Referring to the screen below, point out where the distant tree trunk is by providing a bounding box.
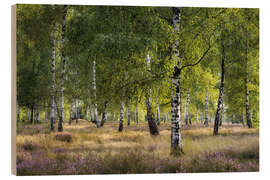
[136,104,138,124]
[118,100,124,132]
[184,96,188,126]
[92,60,100,128]
[58,5,68,132]
[100,102,108,127]
[75,99,78,124]
[213,39,225,135]
[196,110,198,123]
[44,106,48,122]
[69,101,74,125]
[26,108,30,123]
[30,104,34,124]
[86,105,89,121]
[204,90,209,127]
[145,53,159,135]
[34,103,39,124]
[17,104,20,122]
[127,102,130,126]
[188,93,191,125]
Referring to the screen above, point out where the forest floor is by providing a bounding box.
[16,120,259,175]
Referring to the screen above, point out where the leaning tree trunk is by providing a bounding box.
[100,102,108,127]
[50,29,56,131]
[118,100,124,132]
[58,5,68,132]
[34,103,39,124]
[204,89,209,127]
[170,7,183,154]
[145,53,159,135]
[213,39,225,135]
[92,60,100,128]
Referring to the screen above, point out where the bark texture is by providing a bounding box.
[127,102,130,126]
[58,5,68,132]
[145,53,159,135]
[170,7,183,154]
[213,39,225,135]
[92,60,100,128]
[50,29,56,131]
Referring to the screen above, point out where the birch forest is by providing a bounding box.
[16,5,259,175]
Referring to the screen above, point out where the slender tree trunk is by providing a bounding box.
[75,99,78,124]
[118,100,124,132]
[241,111,244,125]
[58,5,68,132]
[136,104,138,124]
[100,102,108,127]
[145,53,159,135]
[92,60,100,127]
[17,103,20,122]
[30,104,34,124]
[157,103,160,126]
[188,92,191,125]
[127,102,130,126]
[170,7,183,154]
[34,103,39,124]
[184,96,188,126]
[196,110,198,123]
[213,39,225,135]
[26,108,30,123]
[69,101,74,125]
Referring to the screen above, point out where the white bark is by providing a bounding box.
[92,60,99,127]
[50,29,56,131]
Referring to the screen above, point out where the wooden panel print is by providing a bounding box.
[11,4,259,175]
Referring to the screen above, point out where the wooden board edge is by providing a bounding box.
[11,4,17,176]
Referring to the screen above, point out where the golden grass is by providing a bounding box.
[16,120,259,175]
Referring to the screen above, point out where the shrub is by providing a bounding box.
[22,141,37,151]
[54,133,72,142]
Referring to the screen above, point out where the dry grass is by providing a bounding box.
[16,120,259,175]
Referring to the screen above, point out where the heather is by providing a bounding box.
[16,121,259,175]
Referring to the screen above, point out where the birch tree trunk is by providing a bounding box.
[204,90,209,127]
[69,101,74,125]
[170,7,183,154]
[219,98,224,126]
[58,5,68,132]
[75,99,78,124]
[145,53,159,135]
[118,100,124,132]
[157,103,160,125]
[100,102,108,127]
[50,29,56,131]
[34,103,39,124]
[92,60,100,128]
[213,39,225,135]
[127,102,130,126]
[188,92,191,125]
